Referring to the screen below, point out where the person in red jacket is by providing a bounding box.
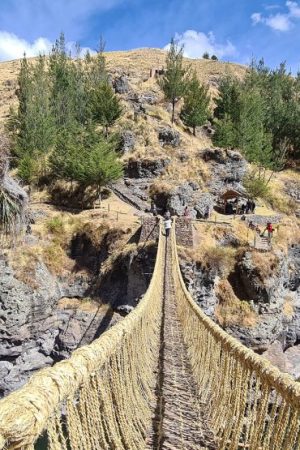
[265,222,273,242]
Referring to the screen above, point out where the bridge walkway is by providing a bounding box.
[146,238,216,450]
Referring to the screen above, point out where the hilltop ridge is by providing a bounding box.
[0,48,247,126]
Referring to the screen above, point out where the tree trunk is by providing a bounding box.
[193,126,196,136]
[171,99,175,123]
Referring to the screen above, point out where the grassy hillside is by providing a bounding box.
[0,48,247,127]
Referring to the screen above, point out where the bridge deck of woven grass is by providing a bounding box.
[0,219,299,450]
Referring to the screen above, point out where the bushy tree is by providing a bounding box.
[238,88,271,164]
[90,81,122,135]
[7,32,124,189]
[213,76,241,147]
[211,55,218,61]
[213,114,237,148]
[49,33,78,131]
[160,38,189,123]
[50,128,123,193]
[180,72,210,135]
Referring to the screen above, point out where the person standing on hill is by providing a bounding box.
[164,210,171,219]
[164,216,172,237]
[204,205,210,220]
[150,201,157,216]
[264,222,273,243]
[183,206,190,222]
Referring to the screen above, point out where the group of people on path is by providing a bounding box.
[225,198,256,215]
[150,201,212,237]
[250,221,274,242]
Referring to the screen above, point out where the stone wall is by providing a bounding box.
[139,217,193,247]
[139,217,160,242]
[175,218,194,247]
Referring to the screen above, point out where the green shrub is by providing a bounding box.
[243,173,270,199]
[46,216,65,234]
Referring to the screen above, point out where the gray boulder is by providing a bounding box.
[285,346,300,380]
[167,183,194,216]
[159,127,180,147]
[140,92,157,105]
[0,361,13,379]
[262,340,287,372]
[125,158,170,179]
[128,92,157,105]
[179,260,218,317]
[202,148,247,195]
[16,348,53,372]
[119,130,135,154]
[114,75,129,94]
[285,180,300,202]
[193,192,214,218]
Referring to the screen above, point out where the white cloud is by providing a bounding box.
[0,31,95,61]
[265,13,291,30]
[165,30,237,59]
[0,32,52,60]
[251,1,300,31]
[251,13,263,25]
[287,1,300,17]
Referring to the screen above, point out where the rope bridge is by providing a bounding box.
[0,220,299,449]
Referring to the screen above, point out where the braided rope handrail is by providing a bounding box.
[170,220,300,449]
[0,222,165,450]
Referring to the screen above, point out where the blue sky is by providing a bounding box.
[0,0,299,71]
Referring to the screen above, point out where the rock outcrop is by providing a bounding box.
[0,238,155,397]
[114,75,129,94]
[158,127,180,147]
[180,244,300,356]
[125,158,170,179]
[119,130,136,154]
[203,148,247,195]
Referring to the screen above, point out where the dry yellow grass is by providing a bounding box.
[251,251,280,280]
[181,226,237,277]
[215,279,257,327]
[0,48,247,128]
[283,296,295,319]
[57,297,108,314]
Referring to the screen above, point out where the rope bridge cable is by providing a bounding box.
[1,217,300,450]
[0,223,166,450]
[170,220,300,450]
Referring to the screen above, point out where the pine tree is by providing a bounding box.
[86,38,107,86]
[90,81,122,135]
[214,76,241,123]
[213,76,241,147]
[238,88,272,167]
[160,38,189,123]
[213,114,237,148]
[202,52,210,59]
[8,55,54,181]
[11,54,33,155]
[50,128,123,192]
[30,55,55,153]
[180,72,210,135]
[49,32,77,131]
